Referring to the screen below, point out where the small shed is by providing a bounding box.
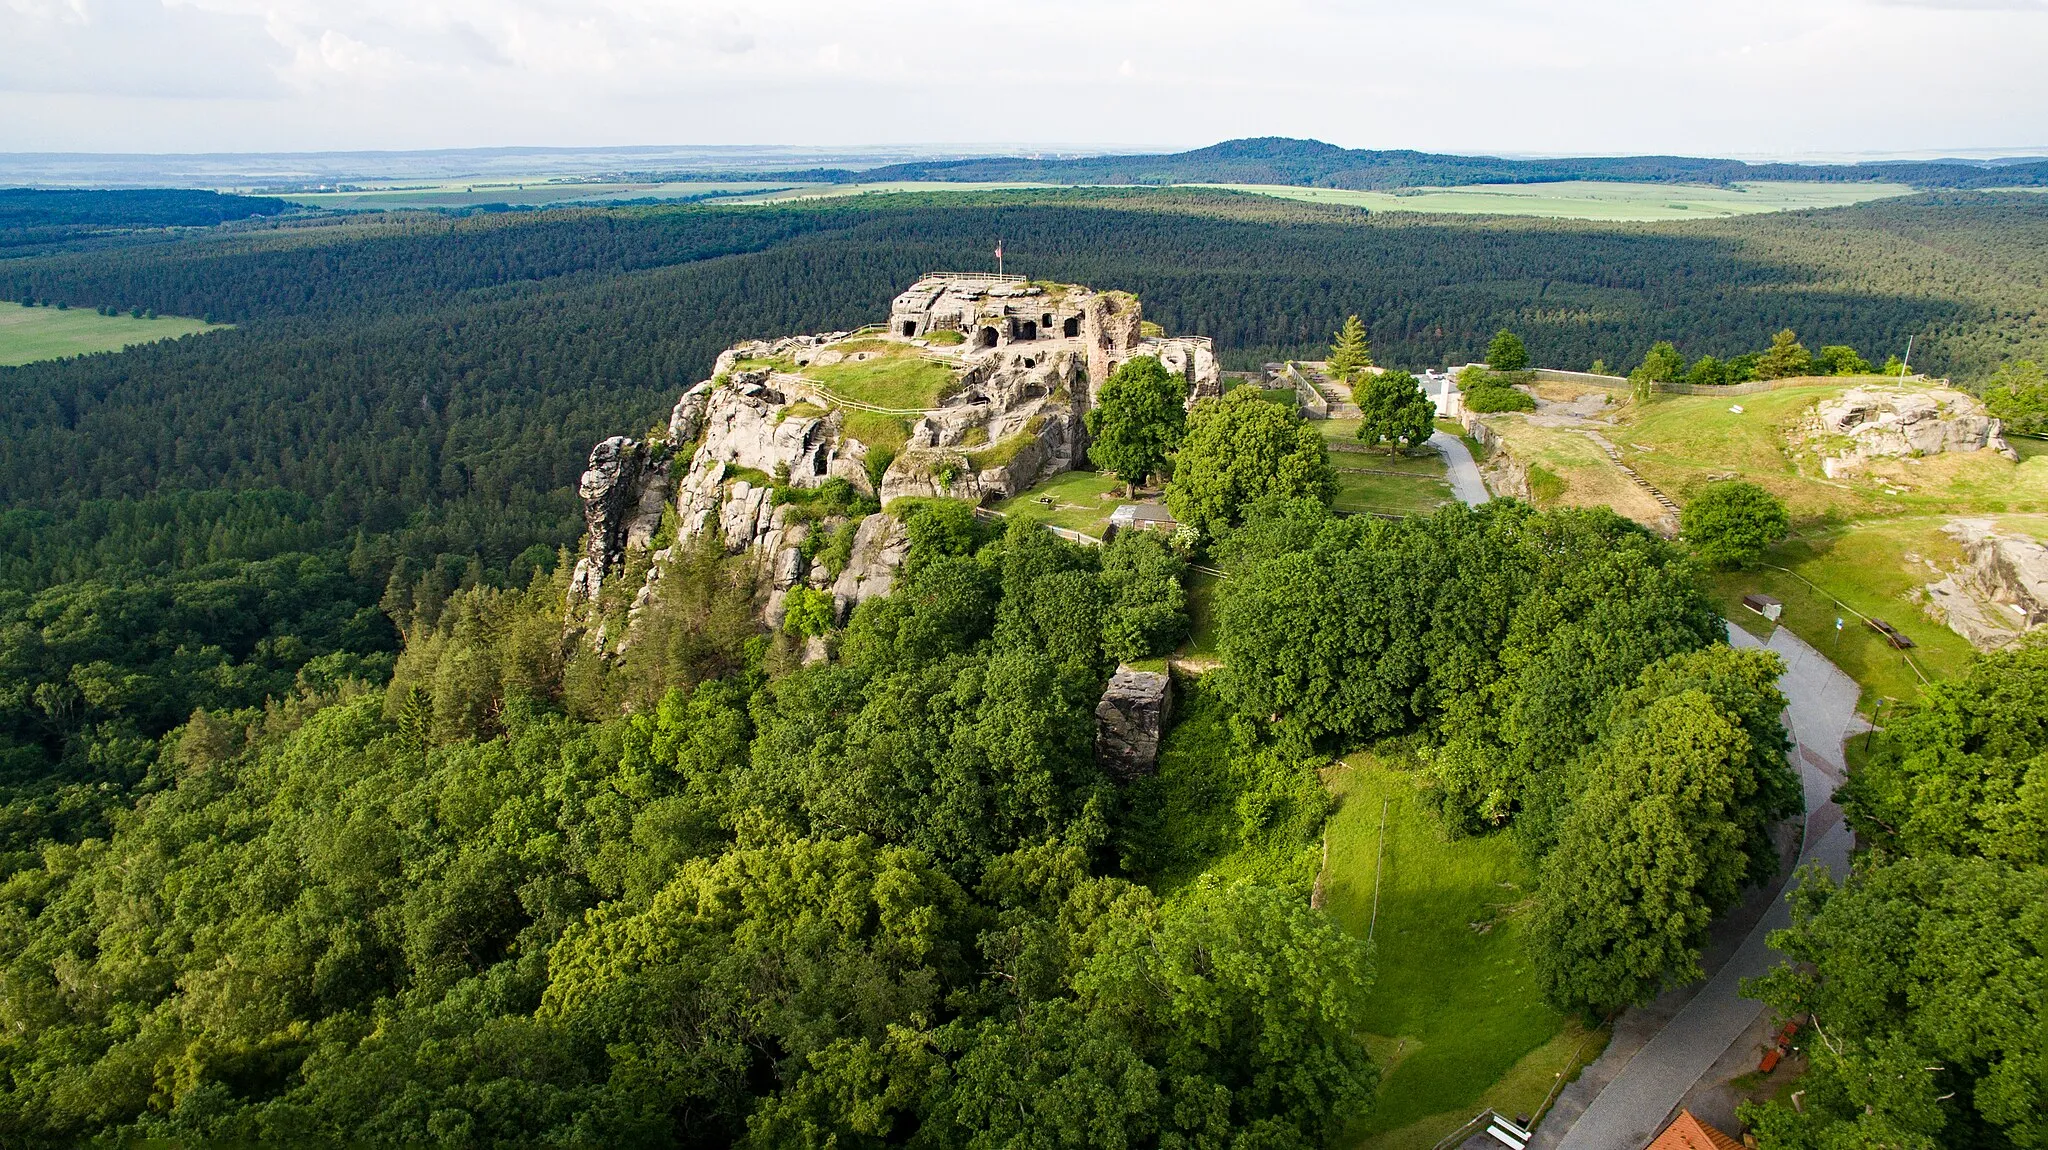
[1107,503,1177,541]
[1742,593,1783,622]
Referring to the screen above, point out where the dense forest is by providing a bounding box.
[2,186,2044,837]
[1744,645,2048,1147]
[1,187,2045,1144]
[751,136,2048,191]
[0,189,293,257]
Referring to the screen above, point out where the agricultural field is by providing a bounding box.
[0,301,220,366]
[279,179,794,210]
[720,181,1059,203]
[1204,180,1917,221]
[1321,756,1604,1148]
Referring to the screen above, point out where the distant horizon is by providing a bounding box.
[4,138,2046,191]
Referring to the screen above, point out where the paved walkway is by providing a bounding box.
[1431,429,1490,507]
[1547,625,1860,1150]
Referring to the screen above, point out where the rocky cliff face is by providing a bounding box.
[1926,519,2048,650]
[566,274,1219,652]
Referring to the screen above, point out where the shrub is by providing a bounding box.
[1681,480,1789,570]
[1464,383,1536,413]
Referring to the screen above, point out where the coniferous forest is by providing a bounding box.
[2,188,2047,1146]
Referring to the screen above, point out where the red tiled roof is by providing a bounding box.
[1647,1110,1743,1150]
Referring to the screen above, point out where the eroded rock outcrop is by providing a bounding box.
[568,436,668,604]
[569,272,1217,650]
[1095,667,1174,781]
[1926,519,2048,650]
[1807,387,2016,477]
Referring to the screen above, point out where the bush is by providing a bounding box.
[1680,480,1789,570]
[1463,382,1535,413]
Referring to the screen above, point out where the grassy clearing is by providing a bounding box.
[993,469,1125,537]
[804,342,958,411]
[1615,380,2048,522]
[1480,415,1670,523]
[1709,515,2048,707]
[1203,180,1916,222]
[1320,756,1577,1145]
[1334,469,1455,517]
[1177,570,1224,663]
[0,302,221,366]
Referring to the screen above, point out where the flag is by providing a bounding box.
[994,239,1003,261]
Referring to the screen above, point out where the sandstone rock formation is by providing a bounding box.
[567,436,667,604]
[1807,387,2016,477]
[1926,519,2048,650]
[568,273,1218,651]
[1095,667,1174,781]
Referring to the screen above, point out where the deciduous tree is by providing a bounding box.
[1085,355,1188,491]
[1486,329,1530,373]
[1680,480,1789,570]
[1356,369,1437,455]
[1166,388,1335,541]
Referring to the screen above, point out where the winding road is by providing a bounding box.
[1542,625,1861,1150]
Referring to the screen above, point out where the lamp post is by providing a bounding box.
[1864,696,1894,755]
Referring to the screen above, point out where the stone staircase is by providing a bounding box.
[1581,430,1680,515]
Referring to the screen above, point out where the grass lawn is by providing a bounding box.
[1613,380,2048,522]
[1321,757,1596,1147]
[992,469,1125,538]
[1333,468,1454,517]
[803,339,958,411]
[1710,515,2048,708]
[0,302,221,366]
[1176,570,1224,663]
[1202,180,1915,222]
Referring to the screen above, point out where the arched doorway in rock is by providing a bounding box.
[901,320,917,337]
[1020,320,1038,340]
[1062,316,1080,338]
[979,326,999,348]
[1041,312,1053,328]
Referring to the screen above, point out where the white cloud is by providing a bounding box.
[0,0,2042,155]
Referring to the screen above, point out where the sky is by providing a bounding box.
[2,0,2045,159]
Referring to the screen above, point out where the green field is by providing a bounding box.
[1203,180,1917,221]
[992,469,1126,538]
[1319,425,1457,516]
[1333,467,1456,517]
[801,339,958,411]
[0,302,222,366]
[1476,377,2048,703]
[723,181,1060,203]
[1322,757,1600,1147]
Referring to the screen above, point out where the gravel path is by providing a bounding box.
[1544,625,1860,1150]
[1430,429,1491,507]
